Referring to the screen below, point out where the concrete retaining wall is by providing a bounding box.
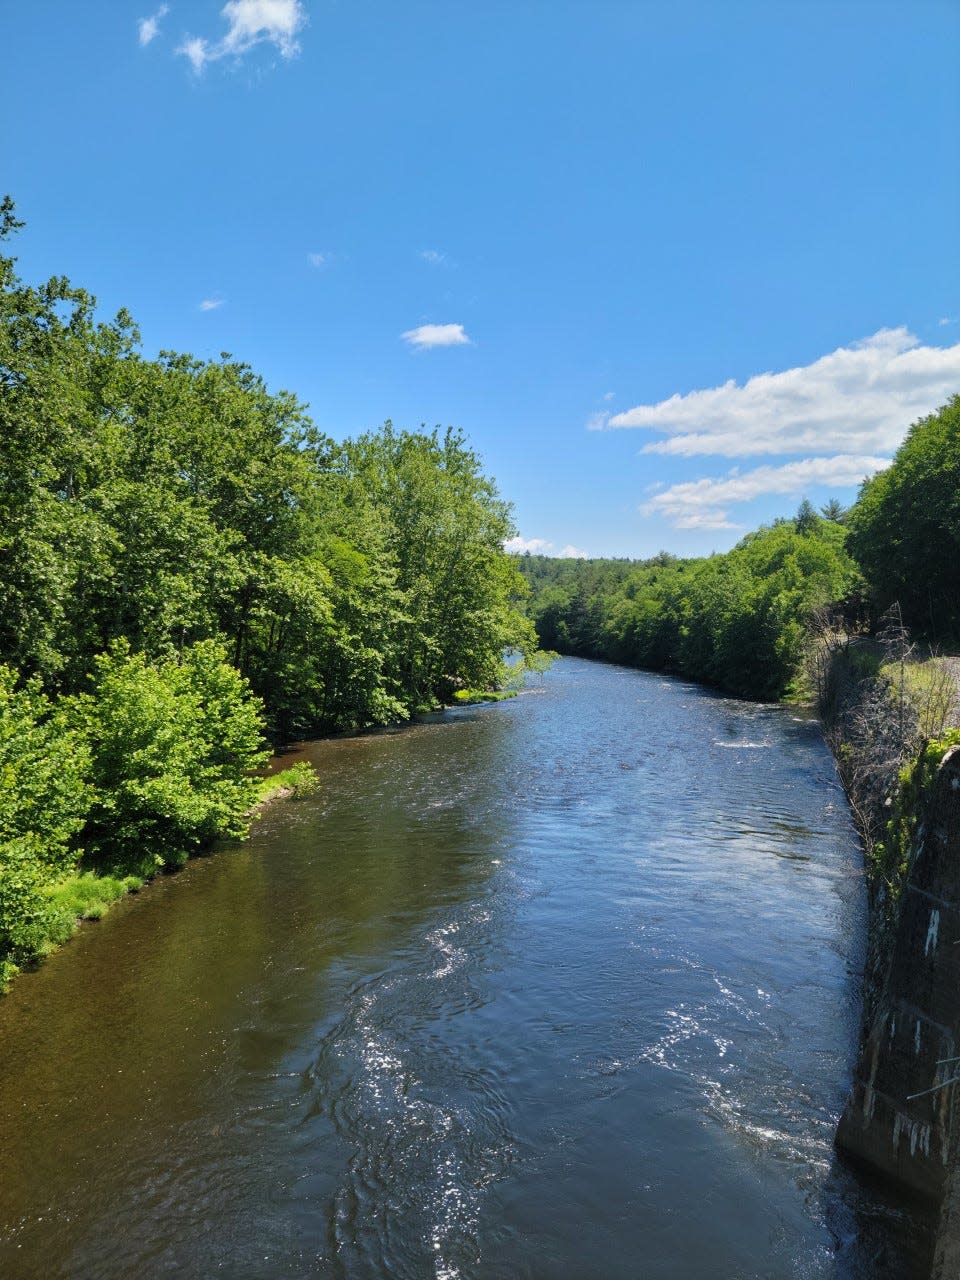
[837,745,960,1210]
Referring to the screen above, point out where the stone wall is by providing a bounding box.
[835,745,960,1264]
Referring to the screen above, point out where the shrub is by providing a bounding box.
[71,640,268,876]
[0,668,90,970]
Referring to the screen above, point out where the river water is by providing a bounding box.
[0,658,931,1278]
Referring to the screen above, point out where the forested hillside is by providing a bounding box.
[0,201,532,984]
[521,512,860,699]
[521,395,960,700]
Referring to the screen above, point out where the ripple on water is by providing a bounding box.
[0,657,927,1279]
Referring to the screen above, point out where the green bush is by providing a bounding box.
[70,640,268,877]
[874,730,960,896]
[0,668,91,869]
[0,668,91,971]
[254,761,321,804]
[0,837,61,959]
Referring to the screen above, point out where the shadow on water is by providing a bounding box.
[821,1155,936,1278]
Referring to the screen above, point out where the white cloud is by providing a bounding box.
[419,249,449,266]
[642,453,891,530]
[138,4,169,46]
[585,411,610,431]
[179,36,208,72]
[198,298,224,311]
[603,391,615,401]
[401,322,471,350]
[941,317,956,327]
[505,536,552,554]
[505,536,588,558]
[178,0,305,72]
[307,251,329,268]
[601,329,960,458]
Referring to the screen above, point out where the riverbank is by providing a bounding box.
[813,638,960,1275]
[0,762,320,994]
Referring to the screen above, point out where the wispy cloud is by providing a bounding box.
[198,298,224,311]
[940,317,957,327]
[178,0,306,73]
[603,390,615,401]
[642,454,891,530]
[138,4,169,46]
[505,536,588,559]
[505,536,552,554]
[419,249,451,267]
[179,37,208,72]
[307,251,329,269]
[401,322,471,350]
[599,329,960,458]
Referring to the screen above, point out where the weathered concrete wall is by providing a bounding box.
[934,1146,960,1277]
[837,745,960,1207]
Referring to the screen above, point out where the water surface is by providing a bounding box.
[0,658,928,1276]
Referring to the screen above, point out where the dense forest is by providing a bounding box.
[0,201,533,984]
[521,513,861,699]
[521,394,960,701]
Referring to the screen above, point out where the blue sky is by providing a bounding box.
[4,1,959,558]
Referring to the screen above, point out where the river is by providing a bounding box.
[0,658,931,1277]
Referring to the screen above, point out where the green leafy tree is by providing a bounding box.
[847,396,960,640]
[342,425,534,710]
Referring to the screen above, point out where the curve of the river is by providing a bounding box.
[0,658,931,1278]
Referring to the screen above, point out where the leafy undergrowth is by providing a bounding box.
[873,730,960,900]
[452,688,518,704]
[252,761,321,806]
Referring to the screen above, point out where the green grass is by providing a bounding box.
[452,688,518,705]
[41,871,145,949]
[878,655,959,737]
[0,871,147,991]
[253,760,321,805]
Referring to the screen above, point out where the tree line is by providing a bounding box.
[521,393,960,699]
[0,199,533,984]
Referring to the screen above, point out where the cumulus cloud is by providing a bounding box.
[401,322,471,350]
[198,298,224,311]
[138,4,169,46]
[178,0,305,72]
[642,454,891,530]
[505,536,588,558]
[601,329,960,458]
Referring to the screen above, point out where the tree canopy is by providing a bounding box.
[0,202,533,983]
[847,396,960,641]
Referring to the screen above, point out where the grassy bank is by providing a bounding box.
[453,688,518,704]
[0,762,321,993]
